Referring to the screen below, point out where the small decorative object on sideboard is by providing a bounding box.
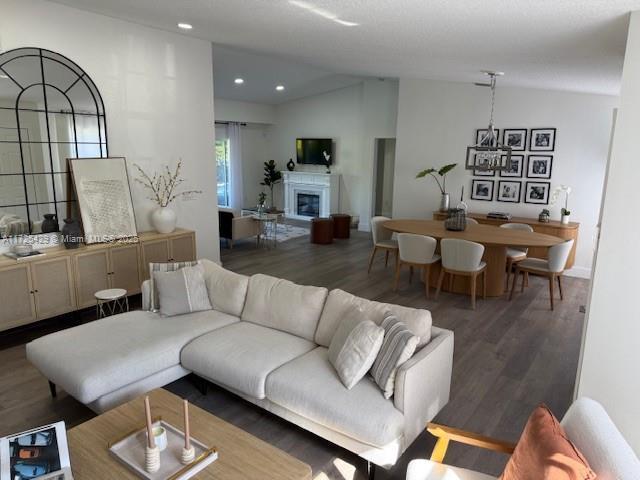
[286,158,295,171]
[539,208,551,223]
[444,208,467,231]
[322,151,331,174]
[41,213,58,233]
[416,163,457,212]
[61,218,83,249]
[134,160,202,234]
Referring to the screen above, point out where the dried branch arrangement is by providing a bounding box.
[134,160,202,207]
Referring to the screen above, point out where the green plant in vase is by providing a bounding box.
[260,160,282,212]
[257,192,267,214]
[416,163,457,212]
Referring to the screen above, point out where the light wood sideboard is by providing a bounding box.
[432,211,579,268]
[0,229,196,332]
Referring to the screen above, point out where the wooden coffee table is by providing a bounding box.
[67,389,312,479]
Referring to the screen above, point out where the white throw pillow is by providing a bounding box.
[370,312,419,399]
[154,264,212,316]
[328,306,384,389]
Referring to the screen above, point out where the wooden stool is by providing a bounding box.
[330,213,351,239]
[95,288,129,319]
[310,218,334,244]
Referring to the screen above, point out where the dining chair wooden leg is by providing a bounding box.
[509,267,520,300]
[557,275,564,300]
[448,272,454,291]
[505,258,513,289]
[435,269,446,299]
[424,264,431,299]
[367,246,378,274]
[470,273,477,310]
[524,272,529,287]
[385,250,390,267]
[409,266,414,284]
[548,274,555,311]
[395,250,399,271]
[520,270,526,293]
[482,269,487,299]
[393,260,402,291]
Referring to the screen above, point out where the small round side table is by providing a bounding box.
[95,288,129,319]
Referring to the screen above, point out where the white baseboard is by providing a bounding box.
[565,266,592,279]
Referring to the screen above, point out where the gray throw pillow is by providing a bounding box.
[149,260,198,311]
[328,306,384,389]
[153,264,212,316]
[370,312,419,399]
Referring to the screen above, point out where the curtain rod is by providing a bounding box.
[215,121,247,126]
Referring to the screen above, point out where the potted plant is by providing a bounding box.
[260,160,282,212]
[257,192,267,214]
[551,185,572,224]
[134,160,202,234]
[416,163,457,212]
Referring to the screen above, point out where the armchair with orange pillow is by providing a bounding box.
[407,398,640,480]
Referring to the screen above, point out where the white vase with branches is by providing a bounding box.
[134,160,201,234]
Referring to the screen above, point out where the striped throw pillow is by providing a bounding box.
[149,261,198,311]
[370,312,419,399]
[153,264,212,316]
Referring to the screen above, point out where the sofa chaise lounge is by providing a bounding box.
[27,260,454,469]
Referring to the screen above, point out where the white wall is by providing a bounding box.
[576,11,640,454]
[214,98,275,125]
[393,78,618,277]
[1,0,219,261]
[269,80,398,229]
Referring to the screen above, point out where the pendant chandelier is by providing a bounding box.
[465,71,512,172]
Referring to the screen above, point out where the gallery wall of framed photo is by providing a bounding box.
[469,128,556,205]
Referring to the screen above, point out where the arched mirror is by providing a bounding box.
[0,47,108,238]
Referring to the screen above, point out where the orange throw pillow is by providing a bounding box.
[500,405,596,480]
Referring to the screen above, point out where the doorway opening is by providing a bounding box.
[373,138,396,217]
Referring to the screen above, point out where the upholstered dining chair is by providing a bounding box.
[509,239,574,310]
[435,238,487,309]
[500,222,534,287]
[394,234,441,298]
[368,216,399,273]
[465,217,479,225]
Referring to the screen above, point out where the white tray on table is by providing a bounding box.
[109,420,217,480]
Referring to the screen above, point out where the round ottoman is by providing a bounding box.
[310,218,334,244]
[330,213,351,239]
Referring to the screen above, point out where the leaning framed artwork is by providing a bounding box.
[497,181,521,203]
[69,157,138,244]
[471,179,494,201]
[529,128,556,151]
[524,181,550,204]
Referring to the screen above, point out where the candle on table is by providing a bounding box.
[183,399,191,450]
[144,396,156,449]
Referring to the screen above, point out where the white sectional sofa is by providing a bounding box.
[27,260,454,469]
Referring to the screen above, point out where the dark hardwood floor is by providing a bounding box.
[0,229,588,479]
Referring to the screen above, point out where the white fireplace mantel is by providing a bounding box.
[282,171,340,220]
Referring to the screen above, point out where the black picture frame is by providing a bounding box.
[471,179,494,201]
[497,181,521,203]
[527,155,553,179]
[476,128,500,147]
[524,181,551,204]
[529,128,556,151]
[499,155,524,178]
[503,129,527,151]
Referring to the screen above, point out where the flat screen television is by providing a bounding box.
[296,138,333,165]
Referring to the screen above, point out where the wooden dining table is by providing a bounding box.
[383,219,564,296]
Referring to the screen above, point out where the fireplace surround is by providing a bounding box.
[283,172,340,221]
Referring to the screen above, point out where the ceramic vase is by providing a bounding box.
[61,218,82,249]
[439,193,450,212]
[561,214,570,225]
[286,159,295,171]
[151,207,177,234]
[41,214,58,233]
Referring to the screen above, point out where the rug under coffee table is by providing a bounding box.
[67,388,312,480]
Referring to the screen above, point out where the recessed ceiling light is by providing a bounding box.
[276,85,285,91]
[234,78,244,85]
[177,22,193,30]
